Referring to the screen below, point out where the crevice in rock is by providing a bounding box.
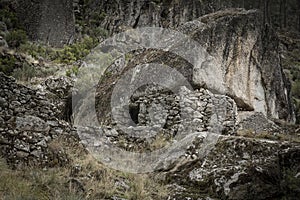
[132,14,140,28]
[129,103,140,125]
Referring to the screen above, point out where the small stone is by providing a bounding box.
[13,89,20,95]
[37,140,47,148]
[194,111,204,119]
[31,150,42,158]
[0,97,7,107]
[16,151,29,158]
[10,101,21,107]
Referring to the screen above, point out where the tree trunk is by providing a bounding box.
[283,0,287,28]
[264,0,270,25]
[298,0,300,32]
[280,0,283,28]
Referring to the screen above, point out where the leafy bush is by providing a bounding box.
[11,63,36,81]
[0,54,17,74]
[19,36,98,65]
[292,80,300,98]
[11,62,57,81]
[5,29,28,48]
[291,69,300,81]
[66,66,79,77]
[56,36,97,64]
[89,11,107,26]
[0,7,19,29]
[281,167,300,199]
[19,42,57,61]
[293,98,300,124]
[88,26,108,39]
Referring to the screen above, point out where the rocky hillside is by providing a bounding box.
[89,8,300,199]
[0,0,299,200]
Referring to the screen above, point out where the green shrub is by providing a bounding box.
[0,54,17,74]
[281,167,300,198]
[12,63,57,81]
[19,42,57,61]
[89,11,107,27]
[293,98,300,124]
[152,0,163,4]
[0,7,19,29]
[77,7,109,40]
[66,66,79,77]
[56,36,97,64]
[291,69,300,81]
[19,36,98,65]
[5,29,28,48]
[292,80,300,98]
[11,63,36,81]
[88,26,108,39]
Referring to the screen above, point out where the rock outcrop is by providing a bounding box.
[165,136,300,199]
[83,0,204,33]
[15,0,75,47]
[81,0,276,34]
[179,9,294,122]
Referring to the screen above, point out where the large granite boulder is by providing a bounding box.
[15,0,75,47]
[164,136,300,199]
[179,9,294,122]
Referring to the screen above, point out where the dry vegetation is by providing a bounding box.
[236,129,300,143]
[0,136,169,200]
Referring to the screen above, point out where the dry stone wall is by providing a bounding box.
[0,73,74,167]
[95,82,237,153]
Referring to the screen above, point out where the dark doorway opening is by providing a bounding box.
[129,103,140,124]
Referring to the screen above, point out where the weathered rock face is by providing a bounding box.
[178,9,294,122]
[84,0,204,33]
[84,0,251,35]
[0,72,75,167]
[165,136,300,199]
[82,0,277,35]
[15,0,75,47]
